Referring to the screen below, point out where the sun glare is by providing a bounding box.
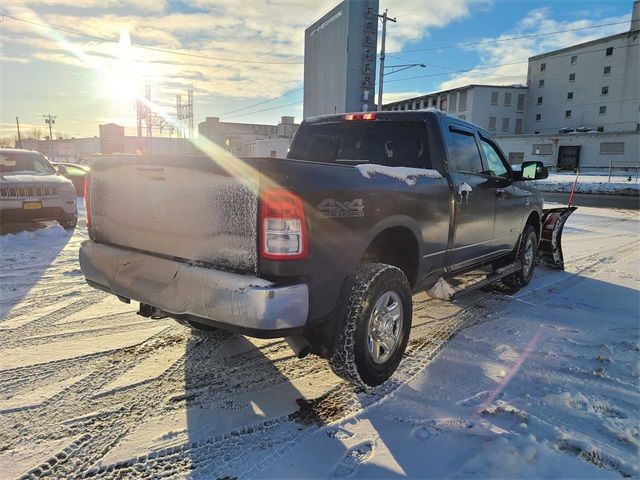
[98,29,144,106]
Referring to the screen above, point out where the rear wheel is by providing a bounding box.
[501,225,537,293]
[329,263,412,388]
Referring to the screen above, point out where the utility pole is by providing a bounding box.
[43,114,57,160]
[16,116,22,148]
[374,9,396,112]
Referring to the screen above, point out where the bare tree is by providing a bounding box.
[0,136,17,148]
[55,131,70,140]
[24,127,44,140]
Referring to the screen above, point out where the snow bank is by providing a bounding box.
[0,225,71,250]
[535,173,639,196]
[355,164,443,186]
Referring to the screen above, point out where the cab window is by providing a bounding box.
[447,128,483,174]
[479,138,509,178]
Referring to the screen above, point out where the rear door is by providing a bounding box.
[445,124,496,267]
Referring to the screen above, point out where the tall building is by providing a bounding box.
[383,85,529,135]
[303,0,379,118]
[524,2,640,134]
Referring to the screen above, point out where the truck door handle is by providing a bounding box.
[496,188,506,199]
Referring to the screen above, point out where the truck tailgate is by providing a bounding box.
[89,155,259,274]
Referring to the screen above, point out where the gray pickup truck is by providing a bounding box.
[80,110,552,387]
[0,148,78,229]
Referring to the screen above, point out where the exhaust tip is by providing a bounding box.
[285,335,312,359]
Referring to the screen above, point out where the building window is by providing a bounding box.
[532,144,553,155]
[450,92,458,112]
[597,126,605,132]
[491,91,499,105]
[606,47,613,56]
[537,96,543,105]
[599,105,607,115]
[501,118,510,131]
[515,118,523,134]
[540,63,546,71]
[604,66,611,75]
[504,92,512,107]
[517,94,525,112]
[509,152,524,162]
[535,113,542,122]
[538,79,545,87]
[534,131,540,134]
[569,73,576,82]
[571,55,577,64]
[459,90,467,111]
[599,142,624,154]
[565,110,572,118]
[567,91,574,100]
[601,86,609,95]
[488,116,497,131]
[270,150,277,158]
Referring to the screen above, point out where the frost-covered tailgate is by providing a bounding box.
[89,155,259,273]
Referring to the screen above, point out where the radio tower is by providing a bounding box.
[176,89,194,138]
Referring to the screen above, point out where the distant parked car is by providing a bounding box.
[0,149,78,229]
[54,163,89,196]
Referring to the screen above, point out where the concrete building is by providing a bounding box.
[197,116,298,157]
[496,131,639,172]
[303,0,379,118]
[383,84,529,135]
[524,3,640,134]
[246,138,292,158]
[20,125,199,163]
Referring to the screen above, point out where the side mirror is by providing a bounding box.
[520,161,548,180]
[57,165,68,175]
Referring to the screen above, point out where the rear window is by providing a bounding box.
[288,121,431,169]
[0,150,55,174]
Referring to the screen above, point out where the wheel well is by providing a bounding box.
[361,227,419,288]
[525,211,541,240]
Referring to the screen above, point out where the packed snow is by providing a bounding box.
[534,173,639,196]
[355,164,443,186]
[0,203,638,478]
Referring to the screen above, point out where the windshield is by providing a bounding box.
[0,150,56,174]
[287,121,431,169]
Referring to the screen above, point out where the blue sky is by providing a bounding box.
[0,0,634,138]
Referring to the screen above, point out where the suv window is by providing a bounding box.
[288,121,430,168]
[447,128,483,174]
[0,150,55,174]
[479,138,509,178]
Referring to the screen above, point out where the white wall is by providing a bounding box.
[525,30,640,134]
[246,138,292,158]
[495,131,639,171]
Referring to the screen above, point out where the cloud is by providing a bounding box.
[436,7,631,90]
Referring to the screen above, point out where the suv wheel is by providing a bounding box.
[502,225,537,293]
[329,263,412,388]
[59,215,77,230]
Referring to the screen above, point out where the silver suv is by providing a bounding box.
[0,148,78,229]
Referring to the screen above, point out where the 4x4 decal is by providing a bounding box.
[316,198,365,218]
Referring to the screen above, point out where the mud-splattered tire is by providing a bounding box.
[329,263,412,388]
[501,225,537,293]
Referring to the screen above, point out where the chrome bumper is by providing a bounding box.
[79,240,309,331]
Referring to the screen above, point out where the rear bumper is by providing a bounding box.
[79,240,309,334]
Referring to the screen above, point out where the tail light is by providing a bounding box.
[342,112,377,121]
[84,175,92,237]
[260,189,308,260]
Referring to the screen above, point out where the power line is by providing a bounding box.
[0,13,304,65]
[223,100,303,120]
[395,20,631,54]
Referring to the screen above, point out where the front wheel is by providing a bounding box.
[329,263,412,388]
[502,225,537,293]
[59,215,77,230]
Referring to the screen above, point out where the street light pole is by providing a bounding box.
[43,114,57,160]
[374,9,396,112]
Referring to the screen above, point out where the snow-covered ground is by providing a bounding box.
[534,173,639,196]
[0,203,638,479]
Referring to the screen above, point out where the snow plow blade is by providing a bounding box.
[538,207,577,270]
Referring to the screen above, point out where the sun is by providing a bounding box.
[97,30,145,106]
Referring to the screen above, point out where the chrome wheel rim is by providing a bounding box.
[522,237,535,277]
[367,291,403,364]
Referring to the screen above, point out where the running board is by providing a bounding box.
[449,261,521,299]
